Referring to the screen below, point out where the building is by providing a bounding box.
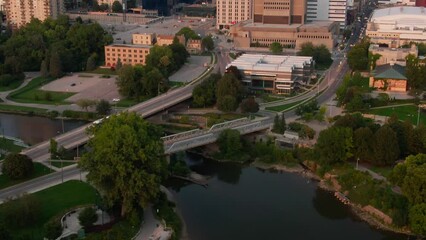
[378,0,415,5]
[417,0,426,6]
[369,63,407,92]
[226,54,315,94]
[132,33,156,45]
[98,0,115,7]
[156,34,185,46]
[4,0,65,28]
[216,0,252,29]
[253,0,306,25]
[186,39,203,54]
[307,0,348,28]
[230,20,340,50]
[104,44,152,67]
[366,6,426,47]
[369,44,418,66]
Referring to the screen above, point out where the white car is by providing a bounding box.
[112,98,120,102]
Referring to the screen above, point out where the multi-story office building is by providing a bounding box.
[4,0,65,28]
[104,44,152,67]
[132,33,156,45]
[216,0,252,29]
[253,0,306,24]
[366,6,426,47]
[227,54,315,94]
[307,0,347,28]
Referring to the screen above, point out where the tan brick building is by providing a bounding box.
[230,20,340,50]
[370,64,407,92]
[4,0,64,28]
[132,33,156,45]
[253,0,306,25]
[156,34,185,46]
[217,0,252,29]
[186,39,203,54]
[105,44,152,67]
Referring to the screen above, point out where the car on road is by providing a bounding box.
[112,98,120,102]
[70,83,76,87]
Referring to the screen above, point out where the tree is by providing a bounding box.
[217,129,243,160]
[2,153,34,180]
[40,59,49,77]
[240,97,259,113]
[96,99,112,115]
[49,138,58,159]
[176,27,199,42]
[86,53,98,71]
[315,127,353,165]
[49,51,63,78]
[0,223,11,240]
[272,114,286,134]
[145,45,173,77]
[347,42,369,71]
[192,73,220,107]
[44,219,63,240]
[116,58,123,70]
[269,42,283,54]
[409,203,426,236]
[76,99,97,111]
[353,127,373,163]
[1,194,41,228]
[79,112,168,217]
[217,95,237,112]
[202,35,214,51]
[112,1,123,13]
[299,42,332,67]
[78,207,98,228]
[372,125,400,166]
[92,0,100,11]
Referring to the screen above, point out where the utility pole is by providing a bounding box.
[122,0,126,22]
[417,104,421,127]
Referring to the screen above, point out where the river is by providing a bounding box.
[1,113,407,240]
[167,153,406,240]
[0,113,87,145]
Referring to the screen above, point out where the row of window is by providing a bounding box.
[263,6,290,10]
[253,38,295,43]
[298,35,330,39]
[107,58,145,63]
[107,53,146,58]
[107,48,149,54]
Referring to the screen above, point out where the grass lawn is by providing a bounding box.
[366,104,426,125]
[0,79,24,92]
[0,162,52,190]
[48,160,77,168]
[0,103,48,114]
[0,138,25,153]
[169,81,185,87]
[0,180,97,239]
[358,77,371,91]
[85,219,139,240]
[8,76,74,105]
[87,68,118,75]
[266,100,305,112]
[260,94,284,103]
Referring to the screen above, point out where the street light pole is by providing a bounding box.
[356,157,359,170]
[417,104,421,127]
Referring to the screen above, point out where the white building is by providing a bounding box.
[226,54,315,94]
[307,0,348,28]
[378,0,416,5]
[216,0,252,29]
[366,6,426,47]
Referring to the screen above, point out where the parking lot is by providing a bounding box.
[41,73,121,103]
[109,17,215,44]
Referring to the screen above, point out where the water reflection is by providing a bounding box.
[0,113,86,145]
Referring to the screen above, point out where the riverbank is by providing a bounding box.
[188,148,413,238]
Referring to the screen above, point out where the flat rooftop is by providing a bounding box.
[106,44,152,48]
[241,20,336,30]
[227,54,313,73]
[372,6,426,19]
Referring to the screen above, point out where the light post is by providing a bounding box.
[356,157,360,170]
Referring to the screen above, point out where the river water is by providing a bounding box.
[1,113,406,240]
[167,153,406,240]
[0,113,86,145]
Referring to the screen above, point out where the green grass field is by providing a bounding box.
[0,180,97,239]
[0,162,52,190]
[0,138,25,154]
[366,104,426,126]
[8,77,74,105]
[266,100,305,112]
[0,79,24,92]
[115,98,141,108]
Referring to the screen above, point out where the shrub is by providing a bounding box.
[2,153,34,179]
[1,194,41,228]
[44,219,63,240]
[78,207,98,228]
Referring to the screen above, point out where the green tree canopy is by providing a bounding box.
[353,127,374,163]
[240,97,259,113]
[192,73,220,107]
[372,125,400,166]
[176,27,199,41]
[112,1,123,12]
[298,42,332,67]
[78,207,98,228]
[217,129,243,160]
[269,42,283,54]
[409,203,426,236]
[2,153,34,180]
[315,127,353,165]
[96,99,112,115]
[80,112,168,217]
[202,35,214,51]
[216,73,243,112]
[347,40,370,71]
